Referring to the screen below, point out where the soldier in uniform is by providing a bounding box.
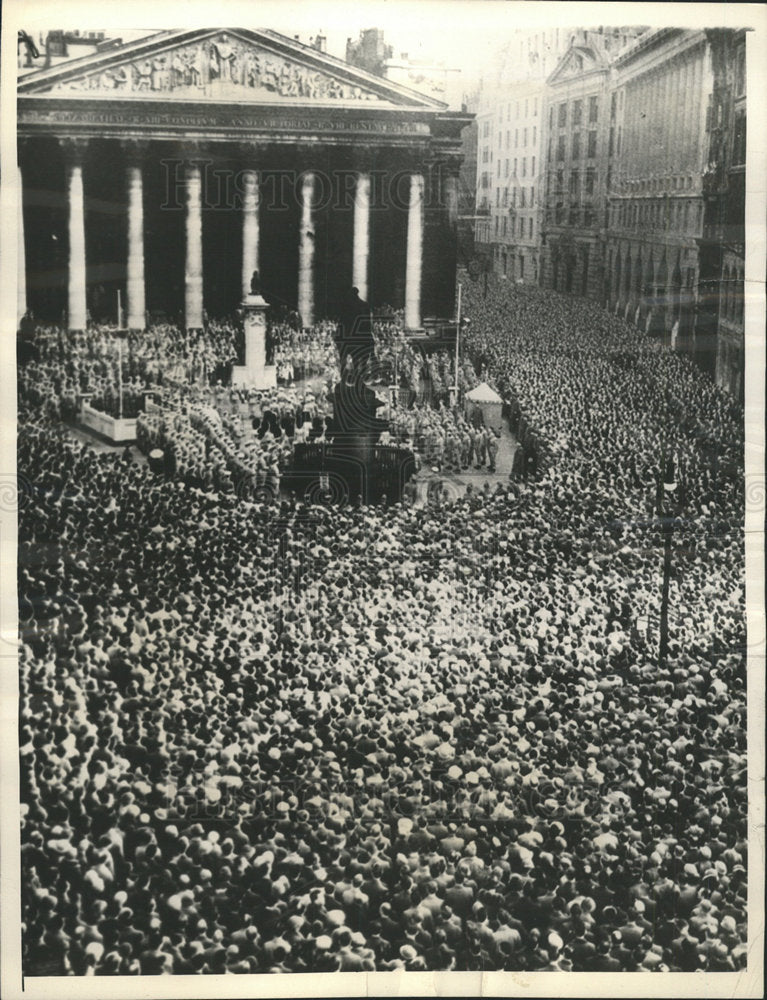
[487,429,499,473]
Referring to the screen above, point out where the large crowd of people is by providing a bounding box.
[17,275,747,975]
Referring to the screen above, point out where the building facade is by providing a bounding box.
[474,29,573,283]
[604,27,746,388]
[708,29,746,401]
[541,28,646,299]
[606,29,713,359]
[18,28,471,332]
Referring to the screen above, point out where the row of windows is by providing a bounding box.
[495,127,539,152]
[495,215,535,239]
[497,96,539,123]
[554,168,597,197]
[495,185,536,207]
[499,251,535,283]
[550,205,597,226]
[611,198,702,232]
[551,95,599,129]
[498,156,537,180]
[553,130,598,161]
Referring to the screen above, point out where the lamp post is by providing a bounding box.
[658,456,678,671]
[453,281,462,398]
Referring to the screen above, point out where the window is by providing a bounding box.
[549,106,554,128]
[617,127,621,155]
[515,101,520,117]
[609,127,614,156]
[523,128,528,146]
[495,216,499,236]
[557,135,566,160]
[568,205,578,225]
[497,160,501,178]
[572,132,581,159]
[589,96,598,123]
[569,170,580,196]
[531,185,535,204]
[587,131,597,158]
[506,131,510,149]
[585,167,595,195]
[529,217,534,238]
[610,92,617,121]
[555,202,564,224]
[572,99,583,125]
[558,102,567,127]
[533,126,537,145]
[525,98,529,116]
[556,170,564,193]
[531,156,536,175]
[522,158,527,178]
[502,217,507,236]
[505,159,509,178]
[733,109,746,166]
[503,187,508,206]
[513,157,517,176]
[496,187,500,206]
[534,97,538,116]
[520,187,526,208]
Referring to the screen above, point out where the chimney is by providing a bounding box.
[315,31,327,53]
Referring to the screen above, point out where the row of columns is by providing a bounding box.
[20,140,428,332]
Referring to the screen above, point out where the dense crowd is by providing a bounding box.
[18,277,747,975]
[272,320,340,386]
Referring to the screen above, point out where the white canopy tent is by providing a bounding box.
[464,382,503,433]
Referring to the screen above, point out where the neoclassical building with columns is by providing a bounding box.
[18,28,471,332]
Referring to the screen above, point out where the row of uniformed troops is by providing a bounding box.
[389,407,501,473]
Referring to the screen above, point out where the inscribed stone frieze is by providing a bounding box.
[37,33,387,103]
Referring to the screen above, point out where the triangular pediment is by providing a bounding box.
[18,28,447,109]
[548,45,606,84]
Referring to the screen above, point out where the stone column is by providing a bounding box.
[62,139,88,332]
[444,167,459,229]
[185,162,204,330]
[241,168,260,297]
[18,163,26,325]
[298,171,316,328]
[124,143,147,330]
[352,171,371,301]
[405,172,424,330]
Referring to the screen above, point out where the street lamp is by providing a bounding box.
[658,456,678,671]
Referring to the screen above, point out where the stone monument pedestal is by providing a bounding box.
[231,294,277,389]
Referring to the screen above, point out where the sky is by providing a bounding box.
[14,1,762,95]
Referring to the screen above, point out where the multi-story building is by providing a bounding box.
[707,29,746,401]
[475,30,573,282]
[605,27,746,389]
[541,27,647,298]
